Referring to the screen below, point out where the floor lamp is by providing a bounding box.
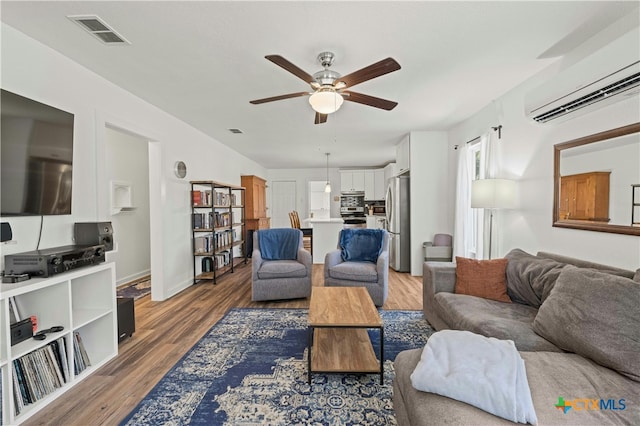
[471,179,516,259]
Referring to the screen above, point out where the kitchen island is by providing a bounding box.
[302,217,344,264]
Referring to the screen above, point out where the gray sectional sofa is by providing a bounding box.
[393,249,640,425]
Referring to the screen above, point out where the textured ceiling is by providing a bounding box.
[1,1,637,168]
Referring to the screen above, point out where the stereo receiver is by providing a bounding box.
[4,244,106,278]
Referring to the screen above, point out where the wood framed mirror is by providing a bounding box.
[553,122,640,236]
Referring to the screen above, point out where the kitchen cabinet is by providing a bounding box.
[396,136,410,175]
[559,171,610,221]
[364,171,375,200]
[340,171,365,192]
[374,169,386,200]
[366,215,386,229]
[366,216,377,229]
[384,163,396,183]
[342,169,386,200]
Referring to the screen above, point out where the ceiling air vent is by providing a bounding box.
[67,15,131,45]
[228,129,244,134]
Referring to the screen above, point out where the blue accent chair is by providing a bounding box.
[324,229,390,306]
[252,229,312,301]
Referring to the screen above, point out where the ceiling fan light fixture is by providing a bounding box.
[309,90,344,114]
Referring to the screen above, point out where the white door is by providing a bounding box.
[271,180,297,228]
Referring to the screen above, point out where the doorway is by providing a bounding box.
[96,111,163,300]
[105,127,151,287]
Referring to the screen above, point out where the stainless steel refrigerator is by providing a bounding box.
[385,175,410,272]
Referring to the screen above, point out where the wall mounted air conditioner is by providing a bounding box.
[525,27,640,124]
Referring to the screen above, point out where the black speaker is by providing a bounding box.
[1,222,12,242]
[74,222,113,251]
[117,297,135,343]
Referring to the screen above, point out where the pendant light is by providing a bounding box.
[324,153,332,193]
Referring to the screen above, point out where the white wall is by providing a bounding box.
[408,131,450,275]
[267,168,342,223]
[447,22,640,270]
[104,127,150,286]
[1,23,267,300]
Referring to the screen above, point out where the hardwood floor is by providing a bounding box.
[23,262,423,425]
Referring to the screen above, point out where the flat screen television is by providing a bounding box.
[1,89,74,216]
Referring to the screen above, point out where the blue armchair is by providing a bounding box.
[324,229,390,306]
[252,229,312,301]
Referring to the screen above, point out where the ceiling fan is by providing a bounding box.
[250,52,401,124]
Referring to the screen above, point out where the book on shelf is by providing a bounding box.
[191,189,212,206]
[214,250,231,269]
[214,191,237,207]
[192,212,214,229]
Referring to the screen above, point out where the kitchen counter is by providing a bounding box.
[302,217,344,264]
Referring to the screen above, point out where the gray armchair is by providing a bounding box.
[423,233,453,262]
[252,229,312,301]
[324,229,390,306]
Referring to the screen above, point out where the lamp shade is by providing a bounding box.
[471,179,516,209]
[309,90,344,114]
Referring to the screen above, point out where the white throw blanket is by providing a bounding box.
[410,330,537,425]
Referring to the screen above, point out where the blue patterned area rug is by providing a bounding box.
[120,308,433,425]
[116,275,151,300]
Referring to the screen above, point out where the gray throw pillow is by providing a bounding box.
[533,267,640,382]
[504,248,567,307]
[634,268,640,283]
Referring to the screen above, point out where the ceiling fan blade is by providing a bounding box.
[314,112,328,124]
[250,92,309,104]
[335,57,401,88]
[342,91,398,110]
[266,55,315,84]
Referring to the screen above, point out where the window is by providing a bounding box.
[468,141,482,257]
[455,133,492,259]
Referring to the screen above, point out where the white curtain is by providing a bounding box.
[454,131,499,259]
[453,143,473,258]
[478,131,498,258]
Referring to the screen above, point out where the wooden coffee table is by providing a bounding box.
[307,286,384,384]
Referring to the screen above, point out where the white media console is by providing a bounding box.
[1,262,117,425]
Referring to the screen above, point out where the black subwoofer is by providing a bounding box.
[117,297,135,343]
[74,222,114,251]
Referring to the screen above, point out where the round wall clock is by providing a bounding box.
[174,161,187,178]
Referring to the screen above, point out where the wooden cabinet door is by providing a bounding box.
[254,181,266,218]
[559,172,610,221]
[573,175,592,219]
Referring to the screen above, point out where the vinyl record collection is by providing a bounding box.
[11,333,91,415]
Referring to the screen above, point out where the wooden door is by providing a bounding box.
[271,180,297,228]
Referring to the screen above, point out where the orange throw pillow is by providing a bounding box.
[455,256,511,303]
